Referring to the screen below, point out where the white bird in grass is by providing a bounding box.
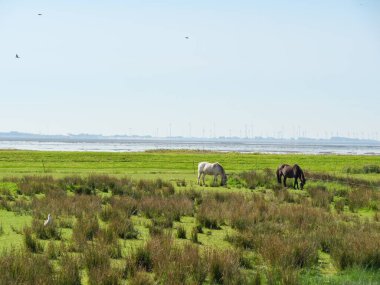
[44,213,52,226]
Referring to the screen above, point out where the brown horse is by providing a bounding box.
[276,164,306,189]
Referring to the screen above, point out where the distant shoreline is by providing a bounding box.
[1,131,379,145]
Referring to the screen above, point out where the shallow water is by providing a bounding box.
[0,139,380,155]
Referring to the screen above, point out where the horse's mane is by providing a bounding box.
[299,168,306,182]
[215,162,226,175]
[294,164,306,182]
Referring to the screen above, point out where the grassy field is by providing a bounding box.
[0,150,379,284]
[1,150,380,177]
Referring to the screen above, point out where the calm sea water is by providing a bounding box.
[0,139,380,155]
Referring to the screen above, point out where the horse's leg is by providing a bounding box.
[294,178,298,189]
[197,172,201,185]
[213,175,218,186]
[283,177,287,187]
[202,174,206,186]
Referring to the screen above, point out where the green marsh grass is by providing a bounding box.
[0,151,379,284]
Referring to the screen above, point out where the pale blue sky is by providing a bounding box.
[1,0,379,138]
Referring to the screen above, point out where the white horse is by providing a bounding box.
[197,162,227,186]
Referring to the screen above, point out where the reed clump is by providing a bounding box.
[0,250,54,284]
[23,227,43,253]
[307,185,333,210]
[56,254,81,285]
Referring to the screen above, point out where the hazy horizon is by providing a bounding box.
[1,0,380,139]
[1,130,380,142]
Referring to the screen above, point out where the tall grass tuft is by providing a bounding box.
[0,249,54,284]
[109,213,138,239]
[148,234,207,284]
[205,249,241,284]
[334,198,345,213]
[72,214,99,250]
[191,226,199,243]
[176,225,187,239]
[308,185,333,210]
[347,187,373,212]
[56,254,81,285]
[330,226,380,270]
[17,175,57,196]
[23,227,43,253]
[45,241,60,259]
[83,243,121,284]
[129,271,155,285]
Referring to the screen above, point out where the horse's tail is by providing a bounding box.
[276,166,282,183]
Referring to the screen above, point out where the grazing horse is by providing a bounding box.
[276,164,306,189]
[198,162,227,186]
